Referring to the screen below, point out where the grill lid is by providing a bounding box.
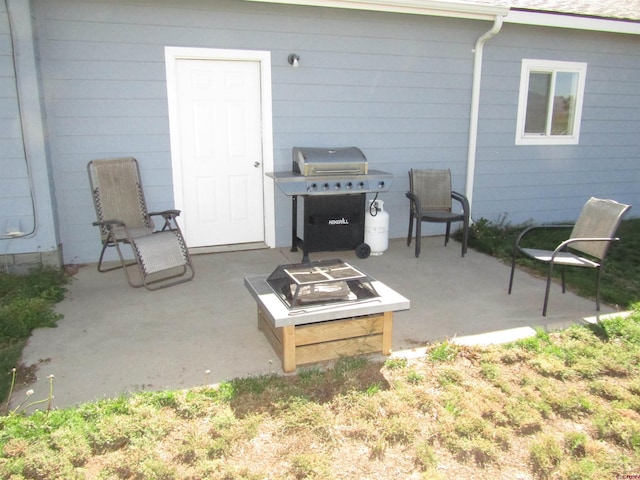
[293,147,368,176]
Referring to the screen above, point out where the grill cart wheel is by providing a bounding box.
[355,243,371,259]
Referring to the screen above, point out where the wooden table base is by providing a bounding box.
[258,307,393,372]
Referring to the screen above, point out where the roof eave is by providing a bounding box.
[245,0,640,35]
[244,0,510,21]
[505,9,640,35]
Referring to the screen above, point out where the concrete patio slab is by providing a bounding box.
[13,237,619,409]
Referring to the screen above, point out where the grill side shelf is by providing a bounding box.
[265,171,394,196]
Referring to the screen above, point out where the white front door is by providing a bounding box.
[166,48,274,249]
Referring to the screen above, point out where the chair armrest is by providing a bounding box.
[92,219,125,228]
[513,224,574,258]
[92,218,138,242]
[148,210,182,231]
[148,209,181,219]
[451,191,469,216]
[515,224,573,246]
[405,192,421,215]
[552,236,620,257]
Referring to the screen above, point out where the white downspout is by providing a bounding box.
[465,15,504,217]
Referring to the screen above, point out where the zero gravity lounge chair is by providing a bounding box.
[508,197,630,316]
[88,157,195,290]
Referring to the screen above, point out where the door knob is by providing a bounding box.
[254,161,261,168]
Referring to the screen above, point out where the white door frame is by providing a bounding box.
[165,46,275,248]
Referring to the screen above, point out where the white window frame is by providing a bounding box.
[515,59,587,146]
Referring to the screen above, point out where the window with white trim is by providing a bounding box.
[515,59,587,145]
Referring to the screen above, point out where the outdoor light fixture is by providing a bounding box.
[287,53,300,68]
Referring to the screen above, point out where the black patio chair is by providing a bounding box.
[508,197,630,316]
[405,169,469,258]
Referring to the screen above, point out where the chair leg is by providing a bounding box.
[97,243,138,273]
[542,262,555,317]
[407,213,414,246]
[508,251,517,294]
[415,220,421,257]
[595,267,602,311]
[444,222,451,246]
[96,243,110,272]
[461,218,469,257]
[113,241,144,288]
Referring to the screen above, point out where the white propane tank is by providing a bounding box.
[364,199,389,255]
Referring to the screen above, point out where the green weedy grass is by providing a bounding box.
[414,439,438,470]
[428,341,459,362]
[564,431,588,458]
[0,267,68,403]
[383,356,407,370]
[406,368,424,384]
[289,452,332,479]
[530,434,563,477]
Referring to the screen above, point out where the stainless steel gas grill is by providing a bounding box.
[267,147,393,262]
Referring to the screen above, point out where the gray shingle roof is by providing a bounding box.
[508,0,640,21]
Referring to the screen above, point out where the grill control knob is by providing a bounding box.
[310,183,318,191]
[323,183,330,190]
[335,182,341,190]
[358,182,365,189]
[346,182,353,189]
[378,181,385,189]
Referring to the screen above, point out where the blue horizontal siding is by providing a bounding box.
[474,23,640,225]
[27,0,640,262]
[34,0,489,261]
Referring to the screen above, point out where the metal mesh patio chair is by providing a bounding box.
[88,157,195,290]
[405,169,470,258]
[508,197,631,316]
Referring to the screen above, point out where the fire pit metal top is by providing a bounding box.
[266,259,379,309]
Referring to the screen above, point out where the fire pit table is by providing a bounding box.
[244,260,410,372]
